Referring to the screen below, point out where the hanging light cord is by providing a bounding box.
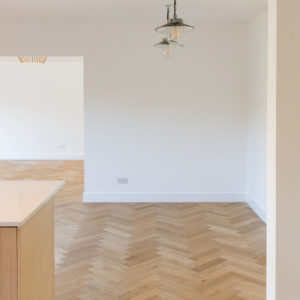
[167,5,170,21]
[173,0,177,18]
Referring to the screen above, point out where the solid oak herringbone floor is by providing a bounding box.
[0,161,266,300]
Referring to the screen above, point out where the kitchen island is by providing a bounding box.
[0,181,64,300]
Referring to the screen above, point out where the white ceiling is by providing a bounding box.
[0,0,267,23]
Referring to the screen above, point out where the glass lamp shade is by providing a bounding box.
[154,38,183,57]
[154,38,173,57]
[155,18,195,35]
[169,39,184,48]
[18,56,47,64]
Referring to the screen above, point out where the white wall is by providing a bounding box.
[83,23,248,202]
[0,22,248,202]
[0,59,84,159]
[246,11,268,221]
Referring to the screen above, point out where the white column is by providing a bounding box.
[268,0,300,299]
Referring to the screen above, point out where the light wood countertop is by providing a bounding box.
[0,181,64,227]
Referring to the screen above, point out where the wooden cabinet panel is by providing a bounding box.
[0,181,62,300]
[17,199,54,300]
[0,228,18,300]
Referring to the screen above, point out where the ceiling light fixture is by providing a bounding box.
[18,56,48,64]
[155,0,195,40]
[154,37,183,57]
[154,5,184,57]
[154,37,173,57]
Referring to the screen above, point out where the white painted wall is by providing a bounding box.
[0,22,248,202]
[83,23,248,202]
[0,59,84,159]
[246,11,268,221]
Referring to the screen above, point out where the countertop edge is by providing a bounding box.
[0,180,65,227]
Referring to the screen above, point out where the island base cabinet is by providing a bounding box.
[0,199,54,300]
[0,228,17,300]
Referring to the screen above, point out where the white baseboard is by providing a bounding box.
[83,192,247,203]
[0,153,84,160]
[246,194,267,223]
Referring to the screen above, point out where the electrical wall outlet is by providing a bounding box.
[117,178,129,184]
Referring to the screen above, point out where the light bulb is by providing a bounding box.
[173,28,179,40]
[162,45,174,57]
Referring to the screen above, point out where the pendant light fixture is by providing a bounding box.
[155,0,195,40]
[154,37,170,48]
[154,36,183,57]
[154,37,172,57]
[154,5,184,57]
[18,56,48,64]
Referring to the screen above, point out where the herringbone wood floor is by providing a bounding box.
[0,161,266,300]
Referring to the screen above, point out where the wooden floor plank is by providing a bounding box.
[0,160,266,300]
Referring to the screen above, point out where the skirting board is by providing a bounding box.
[83,192,247,203]
[246,194,267,223]
[0,153,84,160]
